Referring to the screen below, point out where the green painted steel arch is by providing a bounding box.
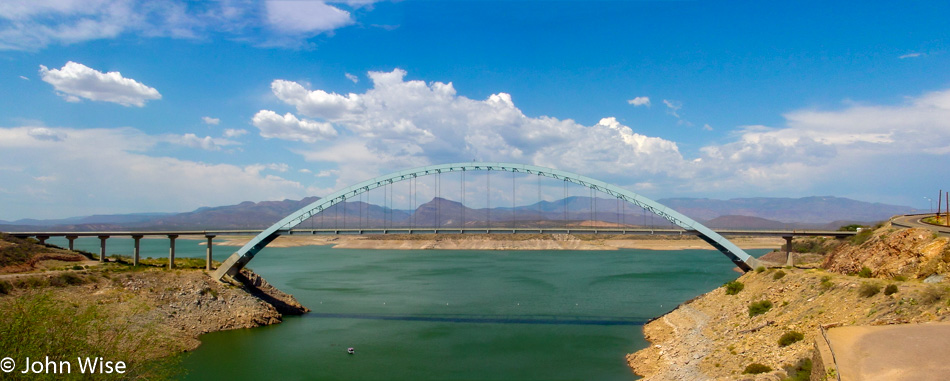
[213,162,761,280]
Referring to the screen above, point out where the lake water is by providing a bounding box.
[47,237,762,380]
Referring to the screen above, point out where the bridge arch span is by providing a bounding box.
[213,162,762,280]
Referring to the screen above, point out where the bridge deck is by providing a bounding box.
[8,228,857,238]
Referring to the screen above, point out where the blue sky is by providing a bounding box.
[1,0,949,220]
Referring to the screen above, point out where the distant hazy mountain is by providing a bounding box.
[656,196,918,224]
[2,213,175,227]
[0,196,918,232]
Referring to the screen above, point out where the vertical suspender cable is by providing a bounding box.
[590,187,594,226]
[537,173,541,230]
[512,170,515,229]
[563,179,567,225]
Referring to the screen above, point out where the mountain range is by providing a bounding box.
[0,196,920,232]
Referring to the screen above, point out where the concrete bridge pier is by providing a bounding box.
[168,235,178,269]
[36,235,49,245]
[65,235,78,251]
[98,235,109,262]
[783,235,793,266]
[132,235,143,266]
[205,234,216,271]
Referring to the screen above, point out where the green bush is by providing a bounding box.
[0,281,11,295]
[884,284,898,296]
[773,270,786,280]
[743,362,772,374]
[778,331,805,347]
[857,266,873,278]
[838,224,865,232]
[859,283,881,298]
[49,273,84,287]
[850,229,874,245]
[724,281,745,295]
[784,358,813,381]
[755,266,766,273]
[920,285,949,305]
[748,300,773,317]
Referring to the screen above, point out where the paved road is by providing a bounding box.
[827,322,950,381]
[891,214,950,237]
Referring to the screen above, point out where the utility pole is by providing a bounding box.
[939,190,943,219]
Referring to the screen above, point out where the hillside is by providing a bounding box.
[628,225,950,380]
[658,196,917,224]
[0,196,916,232]
[0,234,308,378]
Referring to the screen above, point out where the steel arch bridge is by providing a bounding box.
[213,162,762,280]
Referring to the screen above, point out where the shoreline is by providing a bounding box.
[209,234,785,251]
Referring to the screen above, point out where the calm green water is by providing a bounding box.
[47,237,763,380]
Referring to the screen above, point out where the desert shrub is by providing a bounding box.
[14,277,47,289]
[850,229,874,245]
[0,281,11,295]
[748,300,773,317]
[784,358,813,381]
[818,275,833,290]
[884,284,898,296]
[743,362,772,374]
[838,224,865,232]
[755,266,766,273]
[724,281,745,295]
[920,285,949,305]
[778,331,805,347]
[57,273,84,286]
[859,283,881,298]
[0,293,180,379]
[773,270,786,280]
[71,265,83,270]
[857,266,873,278]
[892,275,908,281]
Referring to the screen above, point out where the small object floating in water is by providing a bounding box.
[347,347,355,355]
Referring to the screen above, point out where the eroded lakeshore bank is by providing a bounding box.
[212,233,784,251]
[0,234,308,378]
[629,226,950,380]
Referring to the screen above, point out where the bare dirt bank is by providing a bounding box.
[0,234,308,376]
[213,234,784,251]
[628,226,950,380]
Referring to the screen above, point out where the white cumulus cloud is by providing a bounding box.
[251,110,338,143]
[39,61,161,107]
[0,125,304,220]
[627,96,650,107]
[265,1,352,34]
[167,133,239,151]
[257,68,950,202]
[0,0,380,51]
[202,116,220,125]
[262,68,689,189]
[223,128,248,138]
[345,73,359,83]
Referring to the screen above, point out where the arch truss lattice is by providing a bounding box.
[213,162,761,280]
